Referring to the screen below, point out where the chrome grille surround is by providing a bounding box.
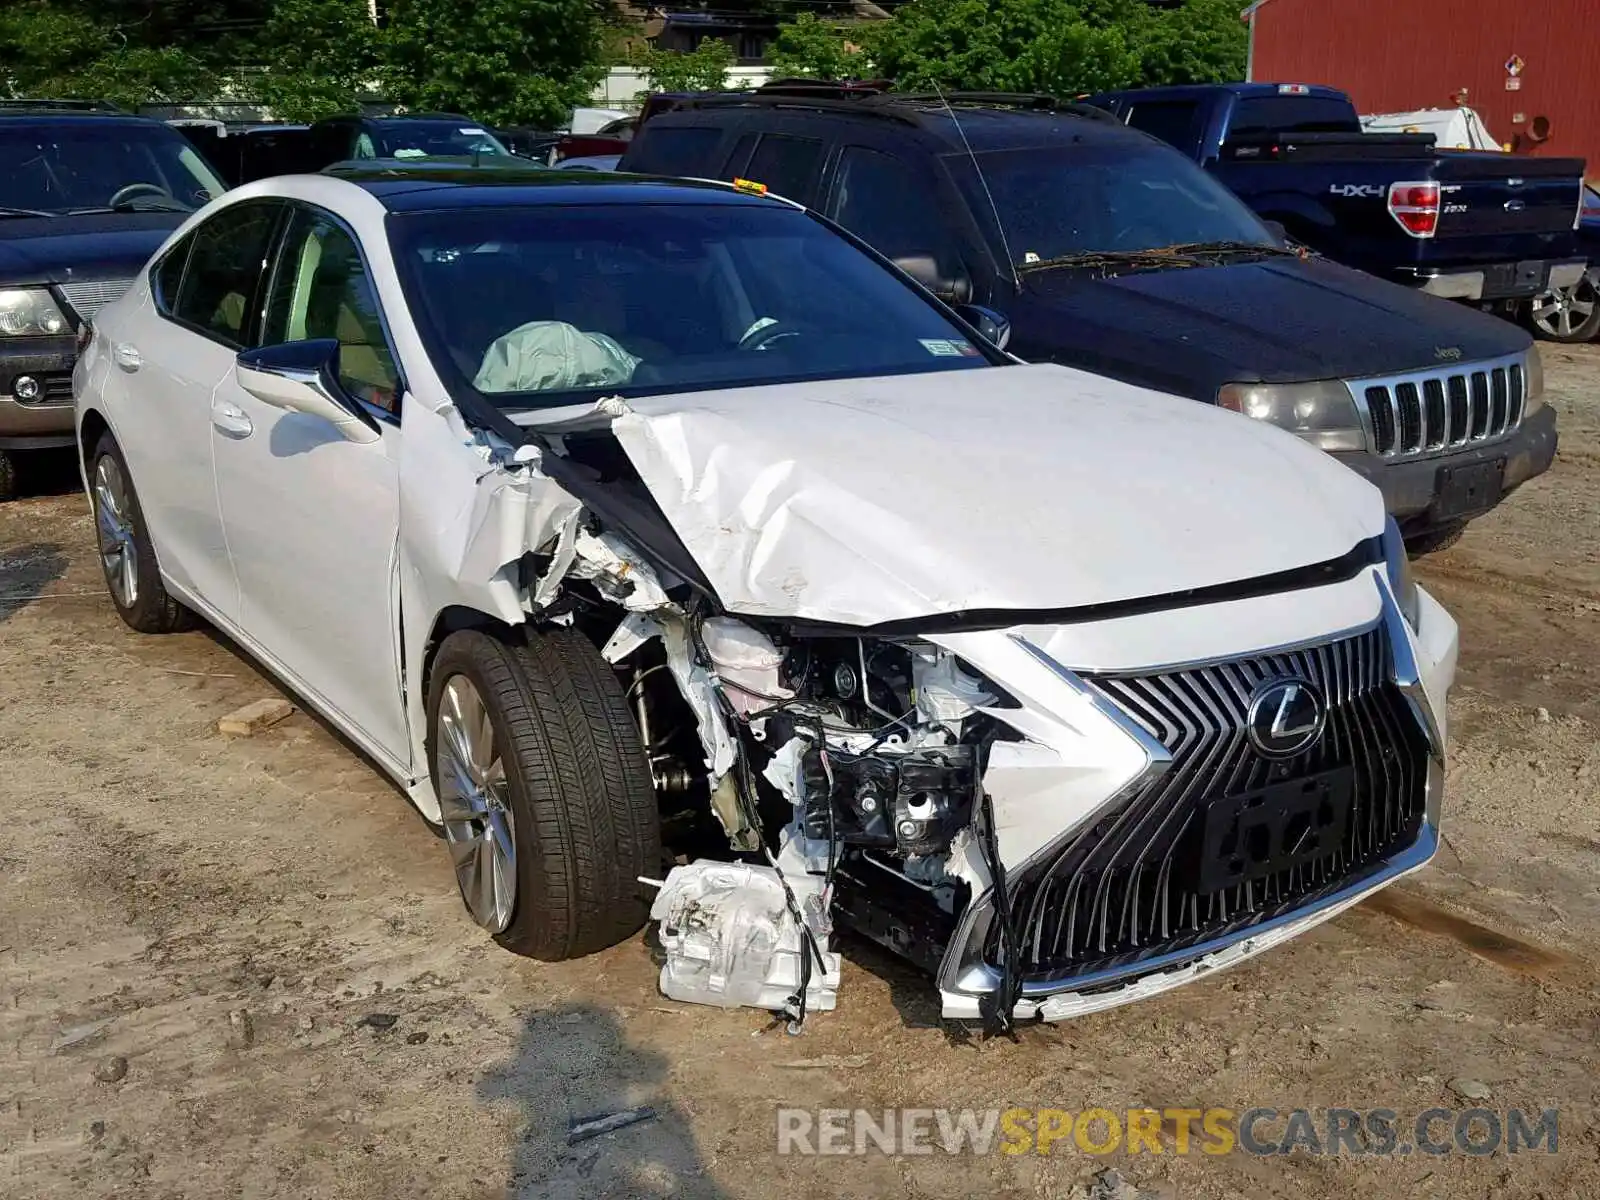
[55,278,135,322]
[1349,350,1528,460]
[937,580,1443,1007]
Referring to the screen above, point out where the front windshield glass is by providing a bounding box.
[390,202,995,410]
[378,121,511,159]
[954,144,1274,266]
[2,124,226,213]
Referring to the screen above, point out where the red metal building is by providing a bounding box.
[1246,0,1599,174]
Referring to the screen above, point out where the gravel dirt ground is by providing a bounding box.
[2,346,1597,1200]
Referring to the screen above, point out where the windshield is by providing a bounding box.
[2,124,225,214]
[953,144,1275,267]
[390,202,995,410]
[375,121,511,160]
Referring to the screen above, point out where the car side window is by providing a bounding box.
[168,202,282,347]
[1124,100,1201,151]
[151,235,193,315]
[740,134,824,205]
[263,208,400,413]
[829,146,961,271]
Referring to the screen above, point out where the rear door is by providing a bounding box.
[112,199,285,618]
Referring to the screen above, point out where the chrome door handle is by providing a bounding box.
[211,400,254,438]
[112,342,142,371]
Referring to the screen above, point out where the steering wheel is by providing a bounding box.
[737,320,806,352]
[107,182,175,209]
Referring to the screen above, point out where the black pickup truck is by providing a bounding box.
[1085,83,1588,312]
[622,86,1557,553]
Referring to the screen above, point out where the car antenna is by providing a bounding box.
[930,80,1020,291]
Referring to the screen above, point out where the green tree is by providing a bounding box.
[766,13,869,81]
[634,38,736,94]
[384,0,605,127]
[1136,0,1246,87]
[255,0,381,121]
[871,0,1244,95]
[0,1,215,105]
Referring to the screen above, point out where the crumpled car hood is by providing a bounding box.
[608,362,1385,627]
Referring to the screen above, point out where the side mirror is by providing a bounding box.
[893,254,973,304]
[235,339,380,444]
[1262,219,1288,244]
[951,303,1012,351]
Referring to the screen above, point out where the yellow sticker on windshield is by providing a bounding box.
[732,177,768,195]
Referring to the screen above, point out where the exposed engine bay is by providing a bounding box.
[435,377,1453,1034]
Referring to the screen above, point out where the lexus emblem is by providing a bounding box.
[1246,678,1326,759]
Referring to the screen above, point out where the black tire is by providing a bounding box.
[0,450,14,502]
[427,626,661,960]
[90,433,195,633]
[1405,524,1465,558]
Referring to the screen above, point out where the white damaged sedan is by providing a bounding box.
[74,169,1458,1029]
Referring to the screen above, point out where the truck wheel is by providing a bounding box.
[0,450,14,502]
[427,626,661,960]
[1405,524,1465,557]
[1529,275,1600,343]
[90,433,195,633]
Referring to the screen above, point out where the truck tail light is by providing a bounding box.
[1388,181,1440,237]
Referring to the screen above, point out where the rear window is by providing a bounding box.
[625,125,724,176]
[1125,101,1202,150]
[1227,96,1360,139]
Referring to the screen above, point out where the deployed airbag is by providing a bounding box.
[474,321,639,393]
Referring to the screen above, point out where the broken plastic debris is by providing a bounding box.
[650,861,839,1014]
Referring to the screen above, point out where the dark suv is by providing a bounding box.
[621,87,1558,553]
[0,103,226,498]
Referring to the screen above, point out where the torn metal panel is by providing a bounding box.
[607,363,1384,626]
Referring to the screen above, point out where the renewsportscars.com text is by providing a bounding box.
[775,1106,1558,1158]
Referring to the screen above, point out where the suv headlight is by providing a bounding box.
[0,288,69,337]
[1524,345,1545,415]
[1383,515,1420,629]
[1217,380,1367,452]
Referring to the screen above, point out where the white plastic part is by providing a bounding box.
[913,649,995,726]
[701,616,793,715]
[650,861,840,1014]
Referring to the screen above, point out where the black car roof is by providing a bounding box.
[342,167,788,211]
[654,91,1136,154]
[0,111,175,130]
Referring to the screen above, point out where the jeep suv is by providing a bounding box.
[622,86,1558,555]
[0,102,226,498]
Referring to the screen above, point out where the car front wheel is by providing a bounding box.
[90,433,194,633]
[426,626,661,960]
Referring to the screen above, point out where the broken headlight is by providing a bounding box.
[1217,379,1367,452]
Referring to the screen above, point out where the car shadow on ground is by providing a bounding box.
[479,1002,731,1199]
[0,541,68,623]
[6,446,83,500]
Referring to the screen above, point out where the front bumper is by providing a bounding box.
[0,336,77,450]
[931,573,1457,1022]
[1403,258,1587,302]
[1329,404,1557,534]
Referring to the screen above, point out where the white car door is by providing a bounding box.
[109,200,285,617]
[210,203,409,768]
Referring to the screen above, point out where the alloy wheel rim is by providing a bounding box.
[1531,279,1598,338]
[93,456,138,609]
[436,674,517,933]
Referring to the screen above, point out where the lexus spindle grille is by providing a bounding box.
[994,626,1430,983]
